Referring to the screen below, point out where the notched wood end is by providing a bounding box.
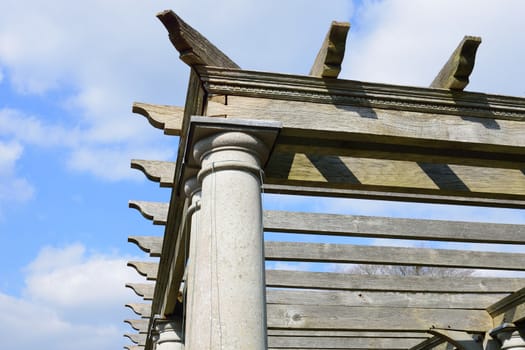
[128,236,163,257]
[124,333,146,346]
[132,102,184,136]
[125,283,155,300]
[124,319,149,333]
[130,159,176,187]
[127,261,159,281]
[125,303,152,318]
[128,200,169,225]
[310,20,351,78]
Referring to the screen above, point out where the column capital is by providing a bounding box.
[153,318,184,350]
[490,323,525,349]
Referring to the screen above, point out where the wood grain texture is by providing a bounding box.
[409,336,446,350]
[264,210,525,244]
[266,304,492,332]
[124,319,149,333]
[131,160,176,187]
[488,287,525,324]
[265,270,525,293]
[430,36,482,90]
[266,289,506,310]
[128,201,169,225]
[132,102,184,136]
[125,303,152,318]
[309,21,350,78]
[128,236,163,257]
[267,330,429,338]
[156,10,239,68]
[127,261,159,281]
[268,335,419,349]
[125,283,155,300]
[265,241,525,270]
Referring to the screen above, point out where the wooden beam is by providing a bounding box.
[309,21,350,78]
[268,335,420,349]
[128,236,163,257]
[265,270,525,293]
[128,201,169,225]
[267,329,429,339]
[266,304,492,332]
[132,102,184,136]
[127,261,158,281]
[264,210,525,244]
[125,303,152,318]
[266,289,506,310]
[124,319,149,333]
[125,283,155,300]
[131,160,176,187]
[409,336,446,350]
[430,36,482,90]
[487,287,525,324]
[124,333,146,346]
[265,241,525,271]
[156,10,239,68]
[428,329,484,350]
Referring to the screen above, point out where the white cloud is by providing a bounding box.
[0,140,34,213]
[0,244,147,350]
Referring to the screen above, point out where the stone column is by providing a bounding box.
[490,324,525,350]
[184,127,276,350]
[183,176,201,350]
[155,319,184,350]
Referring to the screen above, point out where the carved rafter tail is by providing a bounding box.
[156,9,240,68]
[132,102,184,136]
[309,21,350,78]
[430,35,482,90]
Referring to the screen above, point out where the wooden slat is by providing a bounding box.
[156,10,239,68]
[266,289,506,310]
[129,201,169,225]
[132,102,184,136]
[126,283,155,300]
[125,303,152,318]
[309,21,350,78]
[265,241,525,271]
[131,159,176,187]
[206,95,525,169]
[265,270,525,293]
[124,333,146,346]
[268,335,419,349]
[124,319,149,333]
[127,261,158,281]
[267,330,428,339]
[128,236,163,257]
[409,336,446,350]
[430,36,482,90]
[267,304,492,332]
[264,210,525,244]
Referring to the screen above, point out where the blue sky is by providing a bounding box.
[0,1,524,349]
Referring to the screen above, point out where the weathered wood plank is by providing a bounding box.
[264,210,525,244]
[128,201,169,225]
[157,10,239,68]
[124,319,149,333]
[132,102,184,136]
[206,95,525,169]
[128,236,163,257]
[125,283,155,300]
[428,329,484,350]
[267,330,429,339]
[266,289,506,310]
[266,304,492,332]
[265,241,525,271]
[268,335,419,349]
[430,36,482,90]
[131,160,176,187]
[265,270,525,293]
[127,261,158,281]
[263,183,525,209]
[124,333,147,346]
[125,303,152,318]
[409,336,446,350]
[309,21,350,78]
[488,287,525,324]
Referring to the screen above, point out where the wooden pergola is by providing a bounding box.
[124,10,525,350]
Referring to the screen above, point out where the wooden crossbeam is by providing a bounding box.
[128,201,169,225]
[430,36,482,90]
[268,335,420,349]
[125,303,152,318]
[132,102,184,136]
[265,270,525,293]
[127,261,159,280]
[126,283,155,300]
[309,21,350,78]
[428,329,484,350]
[409,336,447,350]
[487,287,525,324]
[124,333,146,346]
[266,304,492,332]
[265,241,525,270]
[156,10,239,68]
[267,330,429,339]
[131,159,176,187]
[264,210,525,244]
[128,236,163,257]
[266,289,506,310]
[124,319,149,333]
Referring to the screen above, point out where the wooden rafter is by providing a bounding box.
[309,21,350,78]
